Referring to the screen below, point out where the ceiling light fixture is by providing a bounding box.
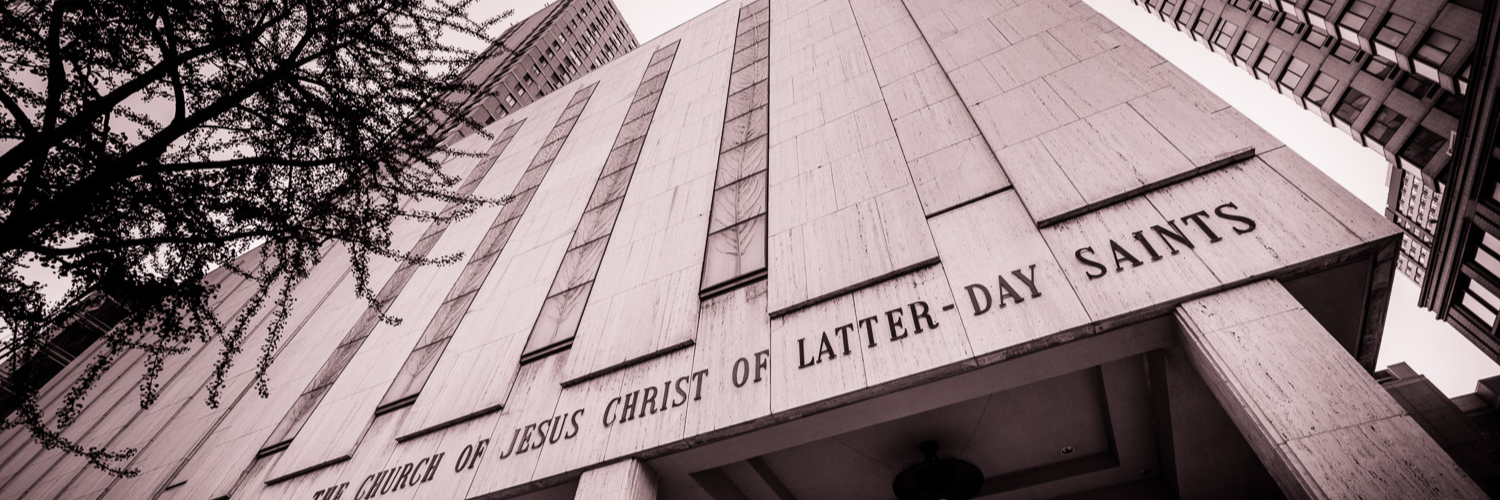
[892,440,984,500]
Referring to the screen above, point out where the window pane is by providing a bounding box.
[1364,56,1394,78]
[702,215,768,291]
[1235,32,1261,61]
[1305,73,1339,106]
[1464,289,1498,326]
[1364,106,1405,145]
[1332,41,1361,62]
[1477,233,1500,278]
[1399,127,1447,167]
[1333,87,1370,123]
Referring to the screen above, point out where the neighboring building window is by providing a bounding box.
[1253,4,1278,22]
[1278,17,1303,34]
[1332,41,1361,63]
[1234,32,1261,63]
[1332,87,1369,125]
[1363,106,1405,146]
[1399,127,1447,170]
[505,94,517,107]
[1373,13,1414,60]
[1398,74,1438,99]
[1475,231,1500,280]
[1459,61,1472,94]
[1305,27,1332,48]
[1414,30,1461,81]
[1307,0,1335,31]
[517,81,529,96]
[1337,1,1376,41]
[1364,55,1395,79]
[1277,0,1299,15]
[1175,2,1197,31]
[1461,280,1499,327]
[1229,0,1254,11]
[1304,72,1339,107]
[1213,21,1239,51]
[1193,11,1214,39]
[1436,91,1467,116]
[1279,57,1310,92]
[1255,45,1284,79]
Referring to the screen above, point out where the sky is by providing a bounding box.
[460,0,1500,395]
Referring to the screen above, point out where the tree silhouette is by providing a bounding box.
[0,0,511,475]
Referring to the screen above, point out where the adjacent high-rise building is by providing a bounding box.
[440,0,640,144]
[1419,1,1500,361]
[0,0,1488,499]
[1124,0,1485,286]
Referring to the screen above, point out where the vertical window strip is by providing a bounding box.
[372,84,604,411]
[518,42,682,364]
[701,0,770,299]
[257,119,534,455]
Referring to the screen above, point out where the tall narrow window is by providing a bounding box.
[374,87,599,412]
[702,0,771,297]
[520,42,682,363]
[1363,106,1405,146]
[258,117,531,455]
[1373,13,1414,60]
[1414,30,1460,81]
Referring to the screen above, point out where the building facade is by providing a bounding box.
[0,0,1487,499]
[1123,0,1486,286]
[441,0,640,145]
[1419,0,1500,361]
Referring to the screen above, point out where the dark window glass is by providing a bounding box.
[1254,4,1278,22]
[1305,72,1339,106]
[1399,127,1447,167]
[1305,27,1331,47]
[1230,0,1255,10]
[1398,74,1438,98]
[1436,92,1467,116]
[1374,14,1414,48]
[1364,106,1405,145]
[1338,1,1375,32]
[1333,87,1370,123]
[1364,55,1395,78]
[1308,0,1333,16]
[1278,18,1303,34]
[1332,41,1361,62]
[1235,32,1261,61]
[1415,30,1461,66]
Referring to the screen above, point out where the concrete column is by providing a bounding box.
[1175,280,1484,499]
[576,459,657,500]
